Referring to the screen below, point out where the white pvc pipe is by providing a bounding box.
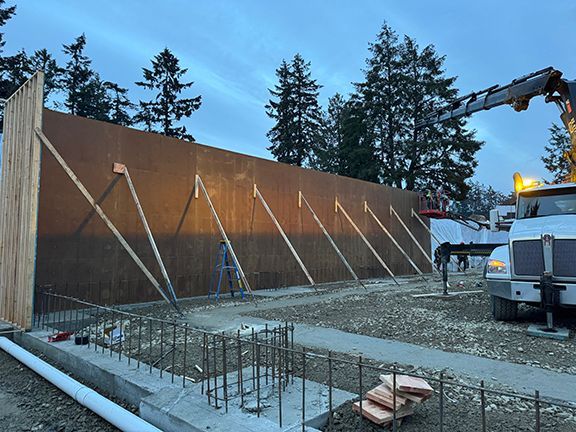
[0,337,161,432]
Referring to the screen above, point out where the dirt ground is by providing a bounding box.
[248,272,576,375]
[0,348,137,432]
[39,271,576,431]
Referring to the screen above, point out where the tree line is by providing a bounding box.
[265,23,483,201]
[0,1,201,140]
[0,1,525,213]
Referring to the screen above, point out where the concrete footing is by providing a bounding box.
[527,324,570,341]
[12,330,353,431]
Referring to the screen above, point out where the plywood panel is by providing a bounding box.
[34,108,431,306]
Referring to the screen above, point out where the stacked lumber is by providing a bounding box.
[352,374,433,428]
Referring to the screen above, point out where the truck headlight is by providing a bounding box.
[487,259,507,274]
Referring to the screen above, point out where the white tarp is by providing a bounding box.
[430,219,509,270]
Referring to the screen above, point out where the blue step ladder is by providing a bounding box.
[208,240,245,301]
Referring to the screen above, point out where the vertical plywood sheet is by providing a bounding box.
[0,72,44,329]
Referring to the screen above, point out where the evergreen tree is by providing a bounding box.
[399,36,482,199]
[345,23,482,199]
[29,48,60,102]
[135,48,202,141]
[0,48,30,95]
[312,93,346,172]
[59,34,95,116]
[266,53,323,167]
[104,81,133,126]
[0,0,15,55]
[354,23,405,186]
[80,73,112,121]
[453,181,509,217]
[542,123,571,183]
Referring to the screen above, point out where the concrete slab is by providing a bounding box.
[255,286,318,298]
[13,330,353,432]
[527,324,570,341]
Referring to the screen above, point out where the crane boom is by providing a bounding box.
[415,67,576,181]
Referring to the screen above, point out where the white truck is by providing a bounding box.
[415,67,576,330]
[486,182,576,324]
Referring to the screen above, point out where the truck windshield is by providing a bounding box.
[517,188,576,219]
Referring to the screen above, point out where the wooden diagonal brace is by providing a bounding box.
[390,205,437,272]
[300,192,364,289]
[254,185,315,288]
[336,199,399,285]
[195,175,254,298]
[34,128,175,308]
[365,202,428,282]
[114,163,178,304]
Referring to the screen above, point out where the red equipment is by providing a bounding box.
[48,331,74,342]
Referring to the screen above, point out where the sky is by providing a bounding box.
[6,0,576,192]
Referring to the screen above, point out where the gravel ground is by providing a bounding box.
[248,273,576,375]
[0,348,138,432]
[293,347,576,432]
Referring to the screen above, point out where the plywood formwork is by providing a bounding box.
[0,72,44,329]
[34,108,431,306]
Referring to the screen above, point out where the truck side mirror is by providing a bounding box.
[489,209,500,232]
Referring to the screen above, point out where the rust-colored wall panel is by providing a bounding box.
[35,109,431,305]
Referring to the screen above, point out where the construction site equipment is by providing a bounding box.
[438,242,505,296]
[417,68,576,333]
[0,336,162,432]
[208,240,245,300]
[48,331,73,343]
[416,67,576,180]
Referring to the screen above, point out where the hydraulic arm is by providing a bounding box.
[415,67,576,181]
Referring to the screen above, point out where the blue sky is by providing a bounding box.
[6,0,576,191]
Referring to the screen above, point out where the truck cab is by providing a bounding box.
[485,182,576,320]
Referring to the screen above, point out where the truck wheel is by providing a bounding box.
[491,295,518,321]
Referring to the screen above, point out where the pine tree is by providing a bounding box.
[345,23,483,199]
[265,60,295,162]
[542,123,571,183]
[104,81,133,126]
[135,48,202,141]
[312,93,346,172]
[0,48,30,95]
[266,54,323,167]
[399,36,483,200]
[453,181,509,217]
[60,34,95,116]
[29,48,60,102]
[0,0,15,55]
[355,23,405,186]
